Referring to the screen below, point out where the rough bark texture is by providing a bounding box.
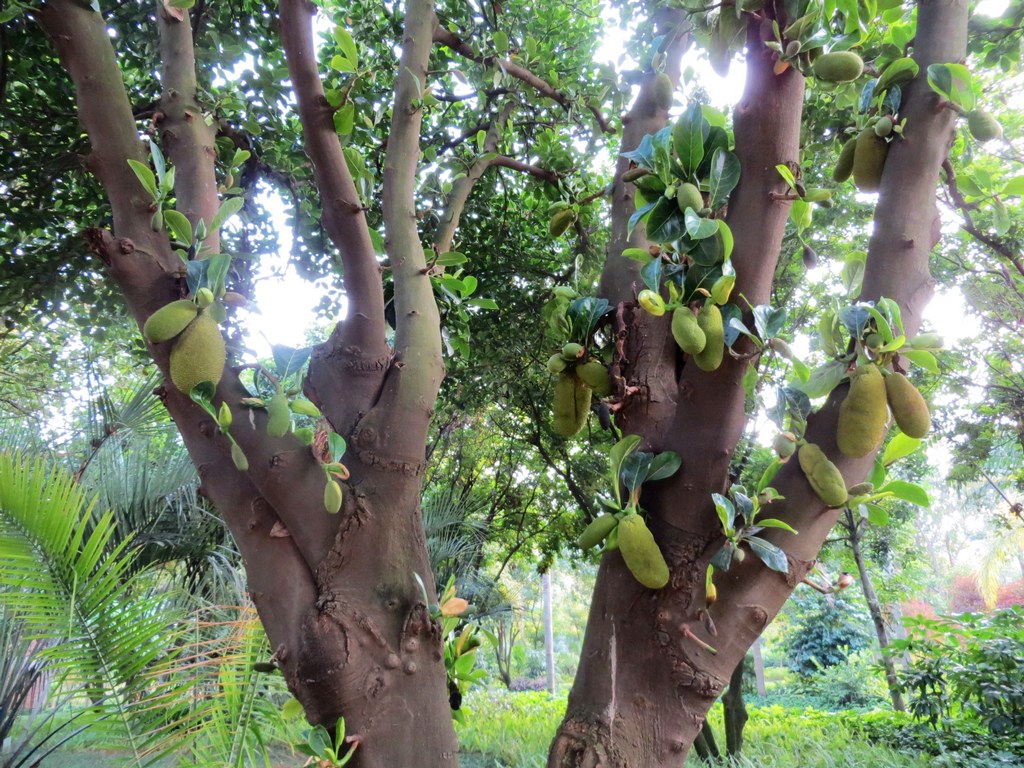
[39,0,459,765]
[549,0,967,763]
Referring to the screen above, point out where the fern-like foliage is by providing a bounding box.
[0,451,194,765]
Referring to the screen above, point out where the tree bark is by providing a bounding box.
[549,0,967,763]
[845,511,905,711]
[722,657,748,756]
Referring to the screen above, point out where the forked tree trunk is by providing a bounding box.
[38,0,458,765]
[549,0,966,764]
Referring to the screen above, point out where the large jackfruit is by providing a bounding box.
[885,372,930,438]
[169,314,226,395]
[552,372,591,437]
[693,304,724,371]
[852,129,889,192]
[617,513,670,589]
[798,443,848,508]
[837,365,888,458]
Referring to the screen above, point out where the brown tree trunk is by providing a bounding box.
[845,510,906,711]
[37,1,458,765]
[549,0,966,763]
[722,657,748,756]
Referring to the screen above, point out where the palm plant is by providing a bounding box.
[0,608,44,747]
[0,450,194,765]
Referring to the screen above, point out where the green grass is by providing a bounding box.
[455,689,933,768]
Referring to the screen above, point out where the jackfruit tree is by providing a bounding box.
[1,0,1021,764]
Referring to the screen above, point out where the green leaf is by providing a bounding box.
[333,27,358,67]
[492,29,509,54]
[882,432,921,465]
[800,360,847,399]
[1002,176,1024,197]
[756,518,798,534]
[328,432,348,461]
[775,164,798,190]
[282,698,304,719]
[330,54,355,73]
[707,148,741,209]
[672,103,708,174]
[609,435,641,506]
[865,504,890,526]
[334,102,355,136]
[712,493,736,534]
[753,305,787,340]
[163,209,193,245]
[168,0,195,7]
[877,479,930,507]
[619,452,653,496]
[127,159,158,200]
[902,349,939,373]
[646,197,686,243]
[757,460,783,493]
[436,251,469,266]
[684,208,718,239]
[622,247,652,263]
[718,220,734,261]
[210,196,244,234]
[645,452,681,482]
[926,63,975,111]
[745,536,789,573]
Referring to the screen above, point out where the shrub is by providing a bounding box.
[783,592,871,677]
[794,649,890,710]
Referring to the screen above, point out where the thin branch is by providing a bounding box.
[432,26,614,134]
[279,0,385,349]
[489,155,562,185]
[157,0,221,254]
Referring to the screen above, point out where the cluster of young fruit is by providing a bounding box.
[143,288,228,395]
[639,292,726,372]
[779,360,931,509]
[547,342,611,438]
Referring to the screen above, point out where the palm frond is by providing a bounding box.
[0,451,192,766]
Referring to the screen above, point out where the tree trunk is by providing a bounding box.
[37,0,459,764]
[549,0,966,763]
[543,570,556,695]
[846,511,905,711]
[751,637,767,697]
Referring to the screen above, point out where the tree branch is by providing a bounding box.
[432,26,614,134]
[354,0,444,465]
[278,0,386,351]
[156,0,221,254]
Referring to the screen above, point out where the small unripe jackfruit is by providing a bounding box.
[693,304,724,371]
[169,314,226,394]
[837,365,888,458]
[813,51,864,83]
[653,73,674,111]
[967,110,1002,142]
[266,392,291,438]
[832,136,857,183]
[578,514,619,550]
[676,182,703,213]
[638,289,667,316]
[798,443,848,508]
[230,443,248,472]
[885,372,930,438]
[577,361,612,396]
[143,300,199,343]
[547,354,568,374]
[552,373,591,437]
[548,209,576,237]
[324,479,343,514]
[672,307,706,355]
[617,513,670,589]
[852,129,889,192]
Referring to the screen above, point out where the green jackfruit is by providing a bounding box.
[852,129,889,192]
[676,182,704,214]
[967,110,1002,142]
[169,314,226,394]
[230,442,248,472]
[143,299,199,343]
[885,372,930,438]
[832,136,857,183]
[548,208,577,237]
[874,116,894,138]
[812,51,864,83]
[837,365,888,458]
[653,73,674,111]
[618,513,670,589]
[773,432,797,459]
[672,307,706,355]
[552,372,591,437]
[578,514,619,550]
[577,361,612,396]
[547,354,568,374]
[324,479,343,514]
[798,443,848,507]
[693,304,724,371]
[266,392,291,438]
